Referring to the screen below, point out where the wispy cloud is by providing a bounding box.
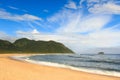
[89,2,120,14]
[57,14,111,33]
[47,9,78,26]
[65,0,77,9]
[0,31,17,42]
[0,9,41,21]
[46,8,111,33]
[8,6,19,10]
[43,8,117,52]
[8,6,28,12]
[16,29,64,41]
[80,0,120,14]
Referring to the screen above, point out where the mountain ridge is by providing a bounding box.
[0,38,74,53]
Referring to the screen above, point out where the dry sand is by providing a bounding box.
[0,54,120,80]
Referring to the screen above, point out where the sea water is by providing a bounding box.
[15,54,120,77]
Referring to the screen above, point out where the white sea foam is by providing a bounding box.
[11,56,120,77]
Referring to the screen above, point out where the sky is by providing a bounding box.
[0,0,120,54]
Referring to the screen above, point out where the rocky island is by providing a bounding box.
[98,52,104,55]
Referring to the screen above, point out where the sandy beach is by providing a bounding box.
[0,54,120,80]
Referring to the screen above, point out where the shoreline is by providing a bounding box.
[11,54,120,77]
[0,54,120,80]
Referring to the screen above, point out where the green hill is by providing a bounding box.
[0,40,18,52]
[0,38,74,53]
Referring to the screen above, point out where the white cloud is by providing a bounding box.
[47,9,111,33]
[15,26,120,54]
[16,29,42,40]
[0,31,17,42]
[79,0,100,8]
[80,0,120,14]
[16,29,73,41]
[8,6,19,10]
[89,2,120,14]
[79,0,120,14]
[57,14,111,33]
[40,7,120,53]
[65,0,77,9]
[5,12,120,53]
[87,0,99,3]
[16,29,40,35]
[60,27,120,53]
[86,30,120,47]
[0,9,42,21]
[47,9,79,25]
[21,14,41,21]
[8,6,28,12]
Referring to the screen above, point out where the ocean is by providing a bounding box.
[14,54,120,77]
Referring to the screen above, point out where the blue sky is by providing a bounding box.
[0,0,120,54]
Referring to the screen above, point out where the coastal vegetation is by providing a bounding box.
[0,38,73,53]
